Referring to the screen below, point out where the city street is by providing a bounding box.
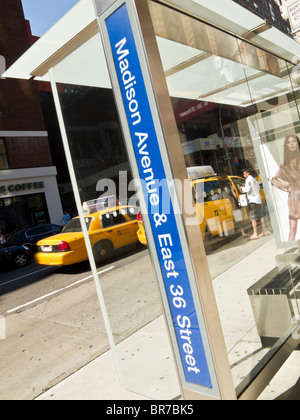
[0,245,150,316]
[0,259,100,316]
[0,245,162,400]
[0,232,278,400]
[1,0,300,402]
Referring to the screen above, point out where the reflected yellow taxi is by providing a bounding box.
[137,211,147,246]
[137,166,253,246]
[191,172,248,239]
[35,203,139,266]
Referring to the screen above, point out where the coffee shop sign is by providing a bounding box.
[0,181,45,194]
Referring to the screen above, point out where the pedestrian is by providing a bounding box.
[272,135,300,242]
[230,185,247,237]
[0,230,5,245]
[61,211,71,226]
[240,169,268,240]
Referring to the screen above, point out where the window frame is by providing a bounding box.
[0,139,9,170]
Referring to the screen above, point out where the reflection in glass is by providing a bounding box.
[49,0,300,399]
[62,217,92,233]
[51,35,180,397]
[149,0,300,394]
[271,135,300,242]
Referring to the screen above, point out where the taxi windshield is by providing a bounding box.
[62,217,92,233]
[193,180,223,203]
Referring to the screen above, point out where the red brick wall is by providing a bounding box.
[0,0,30,67]
[0,0,53,168]
[6,137,53,169]
[0,78,47,132]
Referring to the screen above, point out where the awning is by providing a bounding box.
[4,0,300,82]
[3,0,96,80]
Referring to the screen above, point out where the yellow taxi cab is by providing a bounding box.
[137,167,251,246]
[35,197,139,266]
[256,171,266,203]
[137,211,147,246]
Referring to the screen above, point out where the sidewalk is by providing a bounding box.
[35,341,300,400]
[258,350,300,400]
[32,236,299,400]
[35,349,150,401]
[36,316,180,401]
[36,243,300,400]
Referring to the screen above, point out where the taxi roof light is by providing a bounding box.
[187,166,216,180]
[82,195,120,215]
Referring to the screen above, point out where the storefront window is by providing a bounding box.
[149,0,300,394]
[0,193,49,235]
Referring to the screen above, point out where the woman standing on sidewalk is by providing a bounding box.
[272,135,300,242]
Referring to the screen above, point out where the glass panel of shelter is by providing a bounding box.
[51,35,181,399]
[149,0,300,393]
[50,3,300,399]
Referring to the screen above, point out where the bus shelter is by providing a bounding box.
[5,0,300,400]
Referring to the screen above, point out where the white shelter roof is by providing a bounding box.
[4,0,300,81]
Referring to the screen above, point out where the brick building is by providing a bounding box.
[275,0,300,42]
[233,0,292,35]
[0,0,63,235]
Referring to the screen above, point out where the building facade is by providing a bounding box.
[234,0,292,34]
[0,0,63,235]
[276,0,300,41]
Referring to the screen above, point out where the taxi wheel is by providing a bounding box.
[93,240,113,264]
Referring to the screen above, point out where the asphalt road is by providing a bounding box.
[0,245,145,316]
[0,245,162,400]
[0,233,274,400]
[0,260,93,316]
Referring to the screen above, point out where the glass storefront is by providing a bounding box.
[0,193,49,235]
[44,0,300,399]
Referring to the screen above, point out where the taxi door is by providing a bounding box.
[193,179,235,238]
[204,179,235,237]
[101,210,138,249]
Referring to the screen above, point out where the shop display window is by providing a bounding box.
[0,193,49,235]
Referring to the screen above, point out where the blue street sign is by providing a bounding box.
[105,2,213,389]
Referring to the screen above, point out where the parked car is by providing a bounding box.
[34,204,139,267]
[0,244,33,270]
[5,224,62,252]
